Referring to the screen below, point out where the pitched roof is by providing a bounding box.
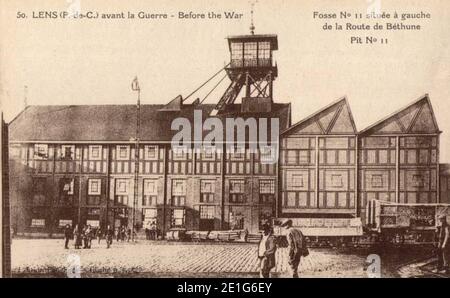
[359,94,440,135]
[281,97,357,136]
[9,102,291,142]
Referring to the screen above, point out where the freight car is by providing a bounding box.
[272,201,450,247]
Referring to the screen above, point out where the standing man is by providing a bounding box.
[106,225,114,249]
[73,224,82,249]
[258,224,277,278]
[144,222,150,240]
[64,224,72,249]
[435,215,449,274]
[150,221,157,240]
[280,219,307,278]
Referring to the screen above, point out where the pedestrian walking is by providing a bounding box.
[73,224,82,249]
[106,225,114,249]
[83,225,92,249]
[96,227,103,244]
[435,215,449,274]
[258,224,277,278]
[126,227,132,242]
[280,219,308,278]
[64,224,72,249]
[115,227,120,242]
[120,226,126,241]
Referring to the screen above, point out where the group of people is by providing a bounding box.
[144,221,158,240]
[257,219,308,278]
[115,226,136,242]
[64,224,115,249]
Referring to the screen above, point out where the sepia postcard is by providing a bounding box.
[1,0,450,285]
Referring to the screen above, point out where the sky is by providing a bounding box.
[1,0,449,160]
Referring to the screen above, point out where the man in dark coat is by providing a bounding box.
[106,225,114,249]
[73,224,82,249]
[258,224,277,278]
[281,219,306,278]
[64,224,72,249]
[436,215,450,274]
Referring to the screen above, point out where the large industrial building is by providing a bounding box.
[7,32,450,236]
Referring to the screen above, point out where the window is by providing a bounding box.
[286,150,297,164]
[331,175,343,188]
[244,42,257,67]
[326,151,336,164]
[31,219,45,227]
[231,42,243,67]
[260,180,275,194]
[230,150,245,160]
[200,206,215,219]
[143,179,157,206]
[88,179,101,195]
[260,180,275,204]
[171,180,186,206]
[116,179,129,195]
[116,145,130,160]
[258,41,271,65]
[371,175,384,188]
[338,150,348,164]
[171,209,185,227]
[407,150,417,164]
[143,208,157,219]
[230,180,245,193]
[145,145,158,160]
[201,146,215,160]
[173,149,187,160]
[89,145,102,160]
[288,174,304,189]
[172,180,186,195]
[61,145,75,160]
[144,179,157,195]
[298,150,309,164]
[230,180,245,203]
[419,150,429,164]
[34,144,48,159]
[200,180,215,203]
[367,150,376,164]
[143,208,157,226]
[379,150,388,164]
[59,219,72,227]
[260,147,276,164]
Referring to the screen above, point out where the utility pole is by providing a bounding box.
[131,76,141,241]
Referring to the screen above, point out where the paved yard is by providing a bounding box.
[12,239,370,277]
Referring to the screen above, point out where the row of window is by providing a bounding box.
[44,178,276,206]
[32,144,160,161]
[27,144,275,162]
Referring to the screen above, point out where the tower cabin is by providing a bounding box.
[212,34,278,115]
